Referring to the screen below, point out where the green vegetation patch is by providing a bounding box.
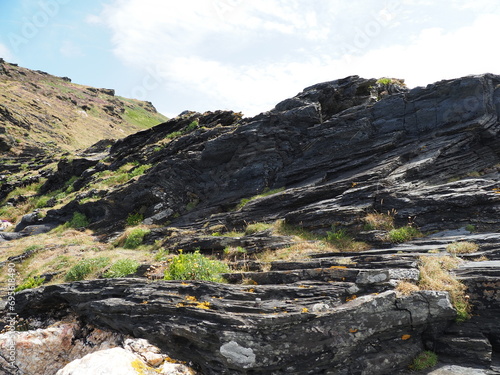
[15,276,45,292]
[65,257,110,281]
[103,259,139,278]
[409,351,438,371]
[68,212,90,229]
[124,227,151,249]
[164,250,230,282]
[388,226,422,243]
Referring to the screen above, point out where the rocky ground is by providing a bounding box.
[0,73,499,374]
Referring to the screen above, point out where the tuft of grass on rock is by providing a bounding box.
[388,226,422,243]
[409,351,438,371]
[164,250,230,282]
[446,241,479,255]
[363,212,395,231]
[418,255,471,322]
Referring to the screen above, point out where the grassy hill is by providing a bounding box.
[0,59,168,154]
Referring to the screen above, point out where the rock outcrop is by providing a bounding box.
[32,74,499,235]
[1,73,500,374]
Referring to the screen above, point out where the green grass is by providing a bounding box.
[124,227,150,249]
[122,103,168,129]
[65,257,110,281]
[388,226,422,243]
[103,259,139,278]
[376,78,392,85]
[126,213,144,226]
[68,212,89,229]
[164,250,230,282]
[14,276,45,292]
[409,351,438,371]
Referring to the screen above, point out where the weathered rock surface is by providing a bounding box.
[11,279,456,375]
[29,73,499,236]
[1,73,500,374]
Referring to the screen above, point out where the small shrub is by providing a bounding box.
[103,259,139,278]
[164,250,230,282]
[126,213,144,226]
[68,212,89,228]
[465,224,476,232]
[124,227,151,249]
[446,241,479,255]
[409,351,438,371]
[14,276,45,292]
[65,257,110,281]
[388,226,421,243]
[376,77,393,85]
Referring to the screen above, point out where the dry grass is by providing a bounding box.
[256,241,338,263]
[446,241,479,255]
[418,255,470,322]
[363,212,395,231]
[0,228,152,289]
[396,281,420,295]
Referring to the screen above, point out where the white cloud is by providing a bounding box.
[0,43,14,61]
[98,0,500,116]
[345,13,500,88]
[60,40,84,58]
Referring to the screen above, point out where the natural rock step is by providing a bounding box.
[224,267,419,287]
[271,256,417,270]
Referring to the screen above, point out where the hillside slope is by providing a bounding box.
[0,58,168,155]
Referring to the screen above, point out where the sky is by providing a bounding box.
[1,0,500,118]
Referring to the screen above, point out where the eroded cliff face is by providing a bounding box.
[1,74,500,374]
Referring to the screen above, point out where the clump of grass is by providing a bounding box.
[14,276,45,292]
[123,227,151,249]
[103,259,139,278]
[409,351,438,371]
[236,187,285,210]
[126,212,144,226]
[396,281,420,295]
[388,226,422,243]
[164,250,230,282]
[326,226,369,252]
[418,255,470,322]
[245,222,273,235]
[68,212,89,228]
[446,241,479,255]
[363,212,395,231]
[65,257,110,281]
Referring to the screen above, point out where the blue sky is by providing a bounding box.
[1,0,500,118]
